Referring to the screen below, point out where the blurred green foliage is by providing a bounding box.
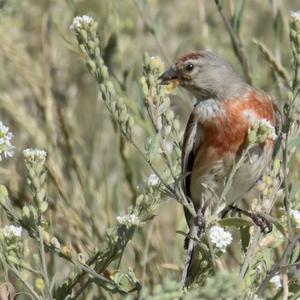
[0,0,300,299]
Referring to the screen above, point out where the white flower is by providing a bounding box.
[209,225,233,253]
[147,174,160,187]
[258,119,277,140]
[2,225,22,238]
[0,121,15,161]
[291,209,300,228]
[116,213,140,227]
[70,15,93,32]
[291,11,300,21]
[270,275,282,289]
[23,148,47,162]
[252,294,263,300]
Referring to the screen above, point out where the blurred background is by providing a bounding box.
[0,0,299,298]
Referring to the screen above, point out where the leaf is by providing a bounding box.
[175,230,188,237]
[240,226,250,253]
[219,217,253,227]
[287,137,300,151]
[290,244,300,264]
[232,0,246,33]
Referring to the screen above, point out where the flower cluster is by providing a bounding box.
[23,148,47,163]
[248,119,277,144]
[70,15,93,33]
[0,224,24,267]
[116,213,140,228]
[23,148,48,225]
[2,224,22,238]
[141,54,181,181]
[290,11,300,56]
[70,16,134,138]
[209,225,233,253]
[147,173,160,187]
[0,121,15,161]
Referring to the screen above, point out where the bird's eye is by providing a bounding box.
[185,63,194,71]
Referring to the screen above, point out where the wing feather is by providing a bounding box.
[181,109,202,228]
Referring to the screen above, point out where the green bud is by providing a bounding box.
[37,189,46,203]
[290,29,297,39]
[288,90,294,102]
[173,119,180,131]
[106,81,115,94]
[140,77,149,96]
[87,40,95,50]
[119,110,128,123]
[39,201,48,214]
[97,56,104,66]
[165,110,175,121]
[79,44,87,56]
[94,47,101,58]
[32,254,40,266]
[87,60,96,73]
[143,52,150,66]
[22,206,30,219]
[149,56,163,72]
[91,21,98,31]
[8,255,19,265]
[79,29,88,43]
[99,83,106,94]
[127,116,135,129]
[101,66,109,79]
[32,177,40,190]
[136,194,144,205]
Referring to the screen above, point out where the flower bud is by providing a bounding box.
[51,237,61,249]
[35,278,45,291]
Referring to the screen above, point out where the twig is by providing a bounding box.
[39,226,53,300]
[180,235,195,291]
[214,0,252,84]
[239,227,260,280]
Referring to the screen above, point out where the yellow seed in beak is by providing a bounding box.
[165,79,180,94]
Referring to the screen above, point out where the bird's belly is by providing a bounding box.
[190,142,273,213]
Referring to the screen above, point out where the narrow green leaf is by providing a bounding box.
[219,217,253,227]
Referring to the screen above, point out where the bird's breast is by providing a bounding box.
[189,91,276,210]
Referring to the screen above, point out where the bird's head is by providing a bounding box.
[159,50,247,100]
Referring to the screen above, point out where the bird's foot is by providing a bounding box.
[224,205,272,233]
[249,213,272,233]
[196,209,206,237]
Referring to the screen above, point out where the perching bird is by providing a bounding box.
[159,50,281,243]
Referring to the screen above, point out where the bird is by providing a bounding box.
[159,50,281,245]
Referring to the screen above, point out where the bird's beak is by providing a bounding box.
[158,65,180,85]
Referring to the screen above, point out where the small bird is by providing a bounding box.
[159,50,280,237]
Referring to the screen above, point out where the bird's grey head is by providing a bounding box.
[159,50,248,100]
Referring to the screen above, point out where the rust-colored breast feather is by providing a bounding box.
[182,90,277,207]
[202,91,275,160]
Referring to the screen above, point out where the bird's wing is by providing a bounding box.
[181,108,202,227]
